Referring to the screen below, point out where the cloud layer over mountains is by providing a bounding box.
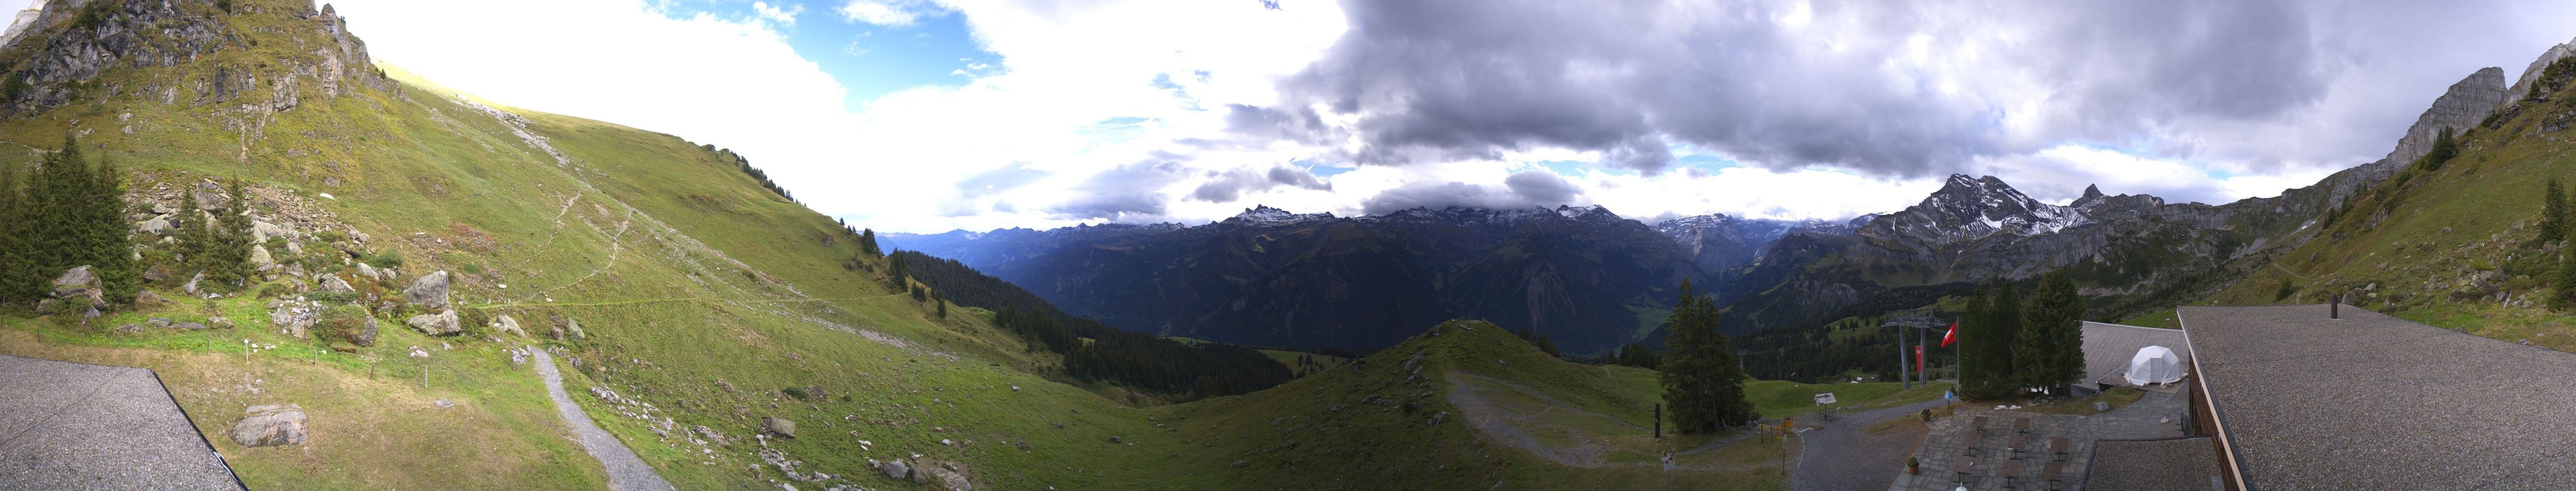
[320,0,2576,232]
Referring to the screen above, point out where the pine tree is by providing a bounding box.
[932,290,948,318]
[0,161,34,303]
[1961,285,2024,399]
[88,157,135,305]
[2557,227,2576,311]
[860,229,880,257]
[1659,280,1755,433]
[202,178,255,287]
[2546,177,2567,243]
[2017,273,2084,394]
[172,187,209,269]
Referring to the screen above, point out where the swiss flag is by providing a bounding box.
[1940,321,1958,347]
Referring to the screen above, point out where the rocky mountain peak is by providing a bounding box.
[1552,204,1613,220]
[2509,36,2576,105]
[1226,205,1333,227]
[1864,175,2085,246]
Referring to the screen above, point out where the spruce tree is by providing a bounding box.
[2018,273,2084,394]
[2558,227,2576,311]
[89,157,135,304]
[2546,177,2567,243]
[1659,280,1755,433]
[0,161,33,303]
[172,188,209,269]
[860,229,880,257]
[1963,285,2024,398]
[202,179,255,287]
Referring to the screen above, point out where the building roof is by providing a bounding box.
[2180,304,2576,490]
[0,353,243,490]
[2081,321,2191,387]
[2085,436,2222,491]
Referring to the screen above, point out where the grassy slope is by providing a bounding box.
[2198,78,2576,351]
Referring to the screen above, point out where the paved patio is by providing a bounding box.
[1886,390,2187,491]
[0,353,242,491]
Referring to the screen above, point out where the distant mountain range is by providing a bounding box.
[888,205,1813,353]
[888,53,2553,361]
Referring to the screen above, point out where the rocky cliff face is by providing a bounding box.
[1652,212,1799,272]
[2508,36,2576,105]
[886,205,1706,353]
[0,0,392,118]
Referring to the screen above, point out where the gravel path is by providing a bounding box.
[532,349,676,491]
[1788,398,1950,491]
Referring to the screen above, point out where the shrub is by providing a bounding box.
[366,251,403,269]
[315,304,372,346]
[782,386,810,400]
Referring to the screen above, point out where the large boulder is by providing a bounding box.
[229,405,307,447]
[49,265,101,304]
[761,417,796,438]
[134,214,173,235]
[249,246,276,271]
[252,220,292,243]
[354,262,379,280]
[405,309,461,336]
[190,188,227,212]
[494,315,527,337]
[876,459,911,481]
[931,468,971,491]
[403,270,450,306]
[319,275,356,293]
[565,318,587,339]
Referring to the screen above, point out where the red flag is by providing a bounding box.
[1915,345,1925,373]
[1940,321,1958,347]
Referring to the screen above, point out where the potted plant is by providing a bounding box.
[1907,456,1920,474]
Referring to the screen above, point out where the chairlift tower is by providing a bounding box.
[1881,306,1948,390]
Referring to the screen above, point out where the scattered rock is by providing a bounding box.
[229,405,307,447]
[349,312,379,347]
[252,220,291,243]
[565,318,587,339]
[175,321,207,330]
[762,417,797,438]
[930,468,971,491]
[284,241,302,256]
[434,399,454,409]
[354,262,379,280]
[2093,401,2111,412]
[249,246,276,271]
[405,309,461,336]
[134,215,173,235]
[147,317,171,329]
[403,270,450,306]
[208,316,234,330]
[493,315,526,337]
[876,459,912,481]
[319,275,355,293]
[113,323,143,335]
[1107,435,1122,444]
[49,265,102,304]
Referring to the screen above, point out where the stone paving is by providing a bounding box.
[1886,391,2187,491]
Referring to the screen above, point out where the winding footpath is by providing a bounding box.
[532,349,678,491]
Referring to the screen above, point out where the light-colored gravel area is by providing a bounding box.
[0,353,242,491]
[2183,304,2576,490]
[532,349,677,491]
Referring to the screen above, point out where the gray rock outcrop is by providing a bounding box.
[49,265,100,304]
[403,270,449,306]
[2509,36,2576,105]
[405,309,460,336]
[494,315,526,337]
[249,246,276,271]
[930,468,971,491]
[319,275,355,293]
[354,262,379,280]
[876,459,911,481]
[229,405,308,447]
[761,417,795,438]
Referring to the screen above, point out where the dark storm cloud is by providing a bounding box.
[1187,165,1334,202]
[1358,169,1584,214]
[1235,0,2381,177]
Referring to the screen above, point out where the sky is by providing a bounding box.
[19,0,2566,233]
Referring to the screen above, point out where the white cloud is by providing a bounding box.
[317,0,2571,234]
[837,0,935,26]
[752,1,803,26]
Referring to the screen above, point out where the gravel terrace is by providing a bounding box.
[0,353,242,491]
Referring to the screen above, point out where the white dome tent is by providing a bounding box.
[2124,345,2185,386]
